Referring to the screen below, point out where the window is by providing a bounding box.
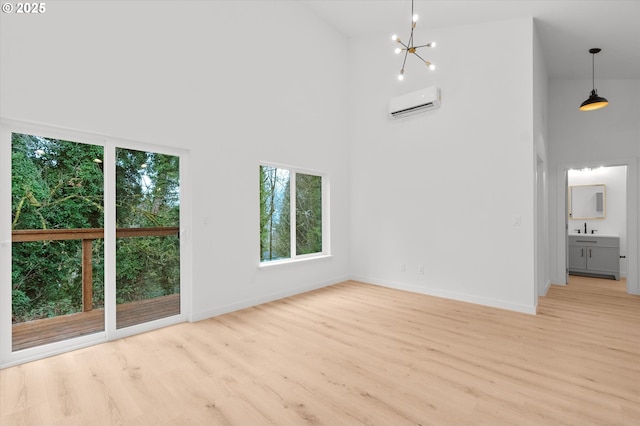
[259,165,325,263]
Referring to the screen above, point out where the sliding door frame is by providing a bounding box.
[0,119,191,368]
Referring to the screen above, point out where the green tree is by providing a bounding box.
[260,166,290,261]
[11,133,104,321]
[259,167,322,261]
[296,173,322,255]
[11,135,181,322]
[115,148,180,304]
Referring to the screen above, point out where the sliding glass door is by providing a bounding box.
[115,148,180,328]
[11,132,105,351]
[2,122,186,364]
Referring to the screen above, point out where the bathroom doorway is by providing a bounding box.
[561,161,638,295]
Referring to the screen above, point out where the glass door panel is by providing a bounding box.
[115,148,180,329]
[11,133,104,351]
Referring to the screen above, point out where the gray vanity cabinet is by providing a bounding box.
[568,235,620,280]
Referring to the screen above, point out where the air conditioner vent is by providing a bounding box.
[388,86,440,119]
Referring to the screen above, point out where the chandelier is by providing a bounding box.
[391,0,436,81]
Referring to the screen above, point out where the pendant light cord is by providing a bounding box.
[592,53,595,91]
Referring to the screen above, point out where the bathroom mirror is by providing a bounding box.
[569,184,606,219]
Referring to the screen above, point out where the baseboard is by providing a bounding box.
[349,275,537,315]
[190,274,538,321]
[189,275,350,322]
[540,279,551,296]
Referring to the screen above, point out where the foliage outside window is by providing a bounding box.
[115,148,180,310]
[11,133,104,322]
[10,132,181,324]
[260,165,323,263]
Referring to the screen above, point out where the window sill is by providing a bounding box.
[258,254,333,269]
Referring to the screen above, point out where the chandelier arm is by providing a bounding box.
[412,44,432,49]
[401,49,409,71]
[413,51,429,64]
[396,40,410,49]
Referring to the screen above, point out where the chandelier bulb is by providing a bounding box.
[391,34,398,41]
[394,47,402,54]
[413,14,419,23]
[398,69,405,81]
[430,42,436,48]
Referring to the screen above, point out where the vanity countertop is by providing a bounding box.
[569,233,619,238]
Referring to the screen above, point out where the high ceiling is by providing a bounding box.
[301,0,640,80]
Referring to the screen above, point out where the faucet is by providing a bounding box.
[584,222,587,234]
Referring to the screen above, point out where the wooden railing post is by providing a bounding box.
[82,239,93,312]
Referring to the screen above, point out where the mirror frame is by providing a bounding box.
[569,183,606,220]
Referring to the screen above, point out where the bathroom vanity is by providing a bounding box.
[568,234,620,280]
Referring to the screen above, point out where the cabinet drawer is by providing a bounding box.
[568,235,619,248]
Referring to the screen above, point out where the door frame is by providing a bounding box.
[556,158,638,294]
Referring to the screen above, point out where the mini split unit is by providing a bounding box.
[388,86,441,119]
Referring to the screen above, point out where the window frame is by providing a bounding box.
[258,162,330,267]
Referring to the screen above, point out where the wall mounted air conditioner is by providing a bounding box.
[388,86,441,119]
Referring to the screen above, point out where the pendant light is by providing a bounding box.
[579,48,608,111]
[391,0,436,81]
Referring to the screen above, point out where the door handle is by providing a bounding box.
[589,249,592,258]
[581,248,584,257]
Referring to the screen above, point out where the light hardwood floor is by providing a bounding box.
[1,276,639,425]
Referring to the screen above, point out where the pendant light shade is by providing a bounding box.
[579,48,608,111]
[579,90,609,111]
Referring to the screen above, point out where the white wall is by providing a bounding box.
[533,20,550,298]
[0,1,351,323]
[348,18,537,313]
[548,79,640,292]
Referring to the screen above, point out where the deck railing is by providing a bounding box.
[11,227,180,313]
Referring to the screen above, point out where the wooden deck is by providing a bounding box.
[12,293,180,351]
